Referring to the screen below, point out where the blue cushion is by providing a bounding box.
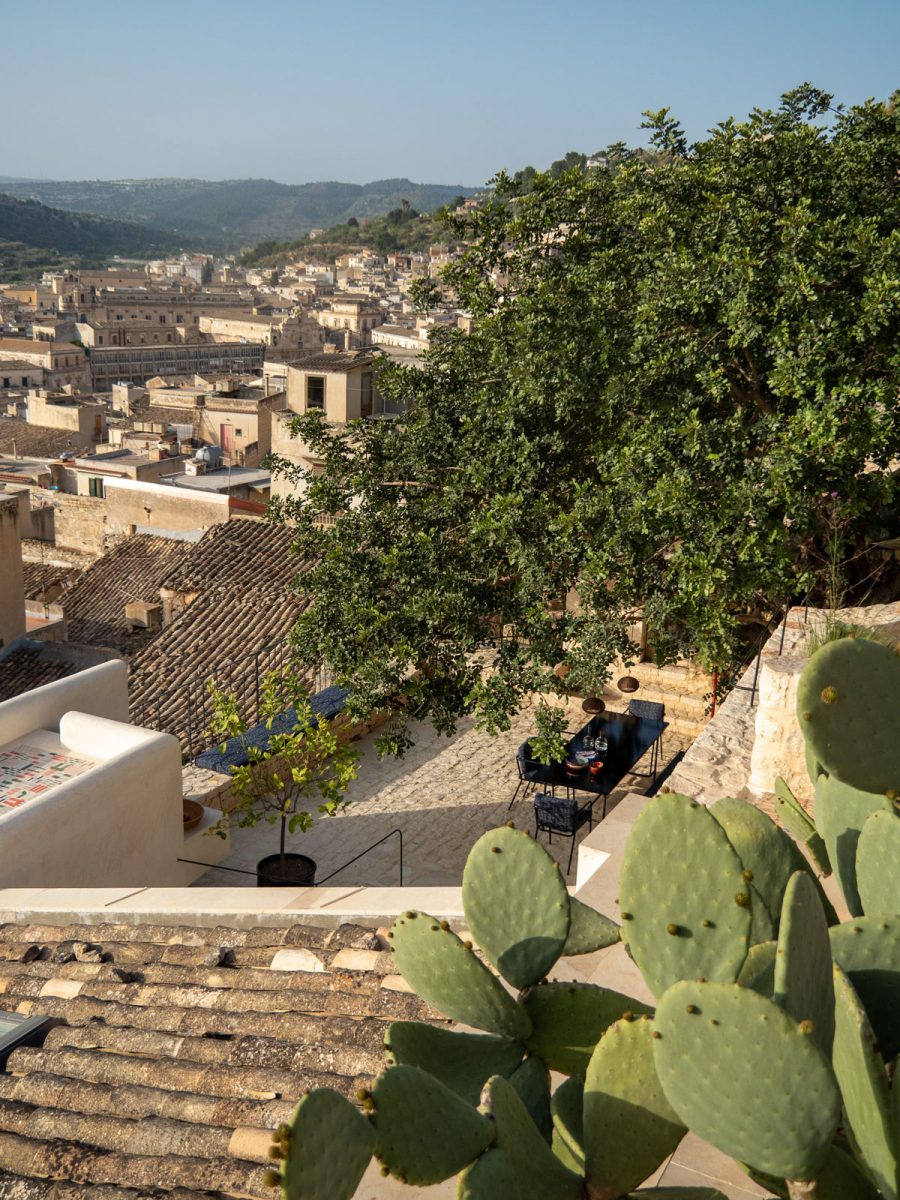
[194,684,349,774]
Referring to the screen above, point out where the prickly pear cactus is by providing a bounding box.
[276,643,900,1200]
[796,637,900,796]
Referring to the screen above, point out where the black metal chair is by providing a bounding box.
[626,699,665,777]
[508,740,545,810]
[533,791,596,874]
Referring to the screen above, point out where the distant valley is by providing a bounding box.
[0,176,478,248]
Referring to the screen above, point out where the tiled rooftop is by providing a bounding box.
[0,417,89,460]
[159,518,300,597]
[128,591,306,754]
[0,918,438,1197]
[0,647,79,704]
[21,560,82,601]
[62,534,191,654]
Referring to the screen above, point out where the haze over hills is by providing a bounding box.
[0,176,478,247]
[0,193,186,276]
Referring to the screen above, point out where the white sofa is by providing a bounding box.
[0,662,194,887]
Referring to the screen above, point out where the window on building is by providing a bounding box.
[88,477,106,499]
[306,376,326,410]
[1,379,9,389]
[159,315,166,324]
[360,372,373,418]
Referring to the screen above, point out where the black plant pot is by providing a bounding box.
[256,853,317,887]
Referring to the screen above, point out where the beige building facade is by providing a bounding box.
[0,493,26,649]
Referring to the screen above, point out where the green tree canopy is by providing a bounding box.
[271,86,900,752]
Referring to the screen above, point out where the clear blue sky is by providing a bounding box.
[4,0,898,187]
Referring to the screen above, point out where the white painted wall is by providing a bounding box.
[0,660,128,744]
[0,663,187,888]
[0,712,183,888]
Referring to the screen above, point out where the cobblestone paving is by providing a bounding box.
[192,695,693,888]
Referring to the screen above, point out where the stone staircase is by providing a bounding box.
[599,659,712,740]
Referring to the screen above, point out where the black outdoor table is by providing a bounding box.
[533,710,668,802]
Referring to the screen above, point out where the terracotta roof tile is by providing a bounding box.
[0,919,442,1196]
[0,417,88,459]
[0,648,80,703]
[21,561,82,600]
[62,535,190,654]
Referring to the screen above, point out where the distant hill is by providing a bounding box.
[0,177,478,247]
[0,192,186,263]
[240,204,461,267]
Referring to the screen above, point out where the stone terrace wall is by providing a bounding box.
[668,601,900,816]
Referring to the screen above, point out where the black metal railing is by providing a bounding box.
[178,827,403,887]
[130,639,332,761]
[725,588,813,710]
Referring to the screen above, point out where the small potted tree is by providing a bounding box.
[208,672,360,886]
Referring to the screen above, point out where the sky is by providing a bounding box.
[3,0,898,187]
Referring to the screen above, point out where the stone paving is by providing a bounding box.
[191,695,692,888]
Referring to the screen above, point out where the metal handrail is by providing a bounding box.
[317,828,403,887]
[178,827,404,887]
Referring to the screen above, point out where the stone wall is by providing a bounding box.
[0,494,25,649]
[747,602,900,804]
[668,601,900,816]
[52,491,108,554]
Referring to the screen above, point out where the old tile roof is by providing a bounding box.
[159,519,300,598]
[127,591,307,756]
[285,351,375,374]
[0,918,439,1197]
[21,561,82,601]
[123,520,309,754]
[62,534,191,655]
[0,417,88,459]
[0,647,80,703]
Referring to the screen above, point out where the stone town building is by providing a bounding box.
[269,352,389,501]
[316,296,383,347]
[0,492,26,649]
[88,341,265,389]
[25,391,107,444]
[0,339,91,394]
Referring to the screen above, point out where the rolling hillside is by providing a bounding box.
[0,193,187,277]
[0,177,478,246]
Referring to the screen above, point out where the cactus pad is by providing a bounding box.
[523,980,651,1075]
[563,896,620,956]
[462,826,570,989]
[457,1147,520,1199]
[481,1074,584,1200]
[830,915,900,1060]
[509,1056,552,1142]
[550,1075,585,1174]
[856,809,900,917]
[653,981,840,1180]
[798,1145,883,1200]
[736,940,776,996]
[774,776,831,876]
[383,1022,523,1106]
[369,1065,495,1185]
[624,1190,727,1199]
[619,793,752,997]
[711,797,794,932]
[796,638,900,795]
[773,871,834,1054]
[832,965,897,1199]
[815,775,892,917]
[583,1016,685,1199]
[279,1088,375,1200]
[389,910,532,1039]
